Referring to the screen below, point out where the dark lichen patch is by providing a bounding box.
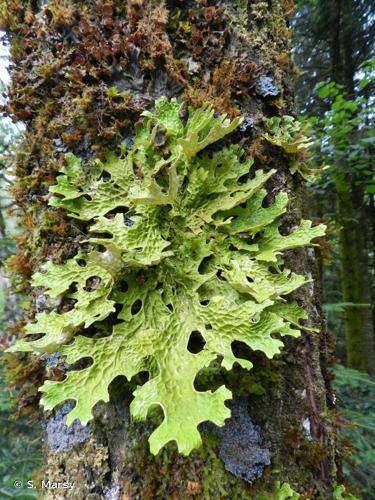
[239,115,255,134]
[45,402,91,453]
[203,397,271,483]
[45,352,67,370]
[255,76,280,98]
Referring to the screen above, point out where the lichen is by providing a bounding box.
[255,76,280,98]
[8,98,325,457]
[264,116,313,154]
[2,2,337,495]
[204,397,271,483]
[263,115,327,179]
[45,402,91,452]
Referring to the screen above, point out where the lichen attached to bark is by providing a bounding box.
[8,98,325,457]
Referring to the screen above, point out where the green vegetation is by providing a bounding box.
[0,80,42,498]
[8,98,324,456]
[333,365,375,498]
[306,64,375,374]
[0,365,42,498]
[293,1,375,496]
[0,0,373,496]
[294,0,375,375]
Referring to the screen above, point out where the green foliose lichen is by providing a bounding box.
[263,115,326,179]
[8,98,325,456]
[274,481,300,500]
[264,115,313,154]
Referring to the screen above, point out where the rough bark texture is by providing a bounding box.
[2,1,338,498]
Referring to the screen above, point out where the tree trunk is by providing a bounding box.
[328,0,375,375]
[2,1,338,498]
[336,186,375,374]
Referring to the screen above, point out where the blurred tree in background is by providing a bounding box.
[0,77,42,499]
[0,81,16,267]
[309,69,375,373]
[333,364,375,498]
[293,0,375,374]
[293,1,375,497]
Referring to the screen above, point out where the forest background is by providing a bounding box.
[0,0,374,498]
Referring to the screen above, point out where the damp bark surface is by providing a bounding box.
[2,1,338,498]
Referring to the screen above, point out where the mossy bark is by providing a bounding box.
[2,1,338,498]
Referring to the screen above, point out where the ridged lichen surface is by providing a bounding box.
[9,98,325,456]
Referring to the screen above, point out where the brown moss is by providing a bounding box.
[0,0,23,31]
[2,1,337,497]
[183,58,257,116]
[4,352,45,417]
[283,425,329,471]
[7,251,32,280]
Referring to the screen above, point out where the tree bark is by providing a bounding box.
[2,1,338,498]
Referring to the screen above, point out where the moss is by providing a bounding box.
[0,0,23,31]
[3,0,337,497]
[39,437,110,500]
[283,425,330,471]
[112,425,251,499]
[4,352,45,416]
[225,0,296,113]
